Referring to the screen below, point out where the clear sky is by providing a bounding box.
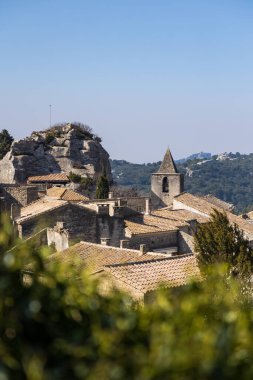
[1,0,253,163]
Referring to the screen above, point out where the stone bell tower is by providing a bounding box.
[151,148,184,210]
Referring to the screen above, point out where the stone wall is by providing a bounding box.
[178,227,195,253]
[151,173,184,209]
[3,186,39,206]
[47,224,69,252]
[120,197,148,213]
[125,230,178,251]
[0,185,39,217]
[18,204,125,247]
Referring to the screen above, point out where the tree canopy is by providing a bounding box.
[194,209,253,279]
[1,215,253,378]
[0,129,14,159]
[110,153,253,213]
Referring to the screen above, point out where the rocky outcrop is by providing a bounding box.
[0,123,112,184]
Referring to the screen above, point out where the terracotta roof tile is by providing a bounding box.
[124,219,169,235]
[105,254,201,292]
[125,209,204,235]
[28,173,69,182]
[17,199,67,222]
[174,192,253,236]
[46,187,66,198]
[47,187,89,201]
[174,193,222,215]
[200,194,234,211]
[152,208,207,223]
[48,242,166,274]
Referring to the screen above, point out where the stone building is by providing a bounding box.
[13,147,253,262]
[27,173,70,189]
[15,187,206,255]
[151,149,184,209]
[173,192,253,244]
[16,197,126,247]
[13,146,253,301]
[46,242,201,303]
[0,184,39,218]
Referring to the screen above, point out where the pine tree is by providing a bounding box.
[194,209,253,279]
[0,129,14,159]
[95,171,109,199]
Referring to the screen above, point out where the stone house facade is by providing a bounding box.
[0,185,39,218]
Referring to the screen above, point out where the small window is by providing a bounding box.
[162,177,169,193]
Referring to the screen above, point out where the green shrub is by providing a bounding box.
[0,129,14,159]
[45,132,55,145]
[80,177,93,189]
[2,215,253,379]
[69,172,81,183]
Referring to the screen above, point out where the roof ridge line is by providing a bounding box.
[104,254,193,268]
[79,241,141,253]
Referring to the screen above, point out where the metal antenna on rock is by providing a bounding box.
[49,104,52,128]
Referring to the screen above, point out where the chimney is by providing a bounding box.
[101,237,110,246]
[56,221,65,230]
[139,244,148,256]
[47,223,69,252]
[97,204,109,215]
[145,198,150,215]
[120,239,129,249]
[10,203,21,220]
[189,219,197,233]
[108,191,113,199]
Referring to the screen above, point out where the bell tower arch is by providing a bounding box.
[151,148,184,209]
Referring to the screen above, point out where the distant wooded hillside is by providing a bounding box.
[110,152,253,213]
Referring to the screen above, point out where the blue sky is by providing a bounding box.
[1,0,253,162]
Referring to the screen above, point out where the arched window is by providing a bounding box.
[162,177,169,193]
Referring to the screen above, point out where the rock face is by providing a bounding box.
[0,124,112,184]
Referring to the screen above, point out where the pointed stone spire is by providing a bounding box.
[157,148,178,173]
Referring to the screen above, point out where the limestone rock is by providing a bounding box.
[0,123,112,184]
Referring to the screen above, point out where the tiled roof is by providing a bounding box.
[28,173,69,183]
[246,211,253,220]
[125,209,202,236]
[157,148,178,173]
[47,187,89,201]
[226,212,253,236]
[174,193,253,236]
[152,208,207,224]
[125,219,171,235]
[105,254,201,292]
[48,242,166,275]
[174,193,222,215]
[16,198,67,222]
[200,194,234,211]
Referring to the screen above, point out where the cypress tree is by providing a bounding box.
[96,171,109,199]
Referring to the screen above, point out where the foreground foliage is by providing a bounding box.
[1,216,253,379]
